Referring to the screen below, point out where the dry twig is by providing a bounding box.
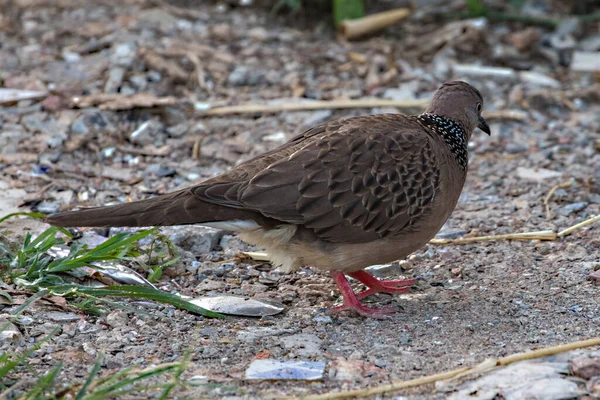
[295,337,600,400]
[198,98,429,116]
[338,8,411,40]
[544,180,574,219]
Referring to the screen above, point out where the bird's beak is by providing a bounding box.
[478,115,491,135]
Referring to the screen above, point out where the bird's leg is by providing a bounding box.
[348,270,414,299]
[328,271,397,319]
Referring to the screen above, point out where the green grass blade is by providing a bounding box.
[22,364,62,400]
[11,289,49,316]
[75,353,104,400]
[0,212,46,225]
[48,285,223,318]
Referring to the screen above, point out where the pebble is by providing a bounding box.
[446,360,580,399]
[588,270,600,286]
[46,311,80,322]
[280,333,323,357]
[516,167,562,182]
[228,65,265,86]
[164,225,223,254]
[555,202,588,216]
[129,120,165,146]
[570,357,600,379]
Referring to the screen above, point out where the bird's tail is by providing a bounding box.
[45,189,219,227]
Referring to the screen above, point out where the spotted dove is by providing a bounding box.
[46,81,490,318]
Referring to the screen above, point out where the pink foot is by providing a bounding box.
[348,271,415,299]
[327,271,400,319]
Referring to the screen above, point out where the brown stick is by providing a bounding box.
[544,180,574,219]
[338,8,411,40]
[198,98,429,116]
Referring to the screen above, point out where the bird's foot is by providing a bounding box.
[348,271,415,299]
[329,271,401,319]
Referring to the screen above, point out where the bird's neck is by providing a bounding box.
[417,113,468,170]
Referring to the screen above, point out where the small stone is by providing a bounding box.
[129,120,165,146]
[588,270,600,286]
[509,27,541,51]
[46,312,80,322]
[329,359,380,381]
[146,164,177,177]
[519,71,561,88]
[587,377,600,396]
[228,66,265,86]
[0,318,21,346]
[164,226,222,254]
[516,167,562,182]
[104,67,125,93]
[555,202,588,216]
[451,267,462,276]
[167,123,188,138]
[570,358,600,379]
[313,315,332,324]
[105,311,129,328]
[280,333,323,357]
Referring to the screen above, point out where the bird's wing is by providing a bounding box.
[194,114,442,243]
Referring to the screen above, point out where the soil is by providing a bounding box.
[0,0,599,398]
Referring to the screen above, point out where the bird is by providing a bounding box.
[46,81,490,318]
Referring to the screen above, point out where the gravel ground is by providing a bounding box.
[1,0,599,398]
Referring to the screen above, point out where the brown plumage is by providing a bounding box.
[46,81,490,318]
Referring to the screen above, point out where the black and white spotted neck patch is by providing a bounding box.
[418,113,468,170]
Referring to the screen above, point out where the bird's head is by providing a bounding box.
[425,81,490,140]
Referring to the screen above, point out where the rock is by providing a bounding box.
[45,312,80,322]
[245,359,325,380]
[383,80,419,100]
[71,110,115,135]
[329,359,380,381]
[146,164,177,177]
[571,52,600,72]
[570,357,600,379]
[164,225,222,254]
[111,42,137,68]
[453,64,517,81]
[446,360,581,400]
[228,66,265,86]
[280,333,323,357]
[516,167,562,182]
[555,202,588,216]
[588,377,600,396]
[129,120,165,146]
[138,8,178,29]
[104,67,125,93]
[519,71,560,88]
[588,270,600,286]
[167,123,188,138]
[105,311,129,328]
[509,28,541,51]
[0,317,21,347]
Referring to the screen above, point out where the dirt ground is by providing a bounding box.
[1,0,599,398]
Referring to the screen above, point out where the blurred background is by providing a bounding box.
[1,0,599,398]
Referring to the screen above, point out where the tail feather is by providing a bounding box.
[45,189,225,227]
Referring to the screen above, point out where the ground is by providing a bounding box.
[0,0,599,398]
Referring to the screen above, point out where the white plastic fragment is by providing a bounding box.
[245,359,325,381]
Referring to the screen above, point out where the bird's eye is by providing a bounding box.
[476,103,482,113]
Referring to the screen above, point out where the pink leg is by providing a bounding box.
[348,270,415,299]
[328,271,397,319]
